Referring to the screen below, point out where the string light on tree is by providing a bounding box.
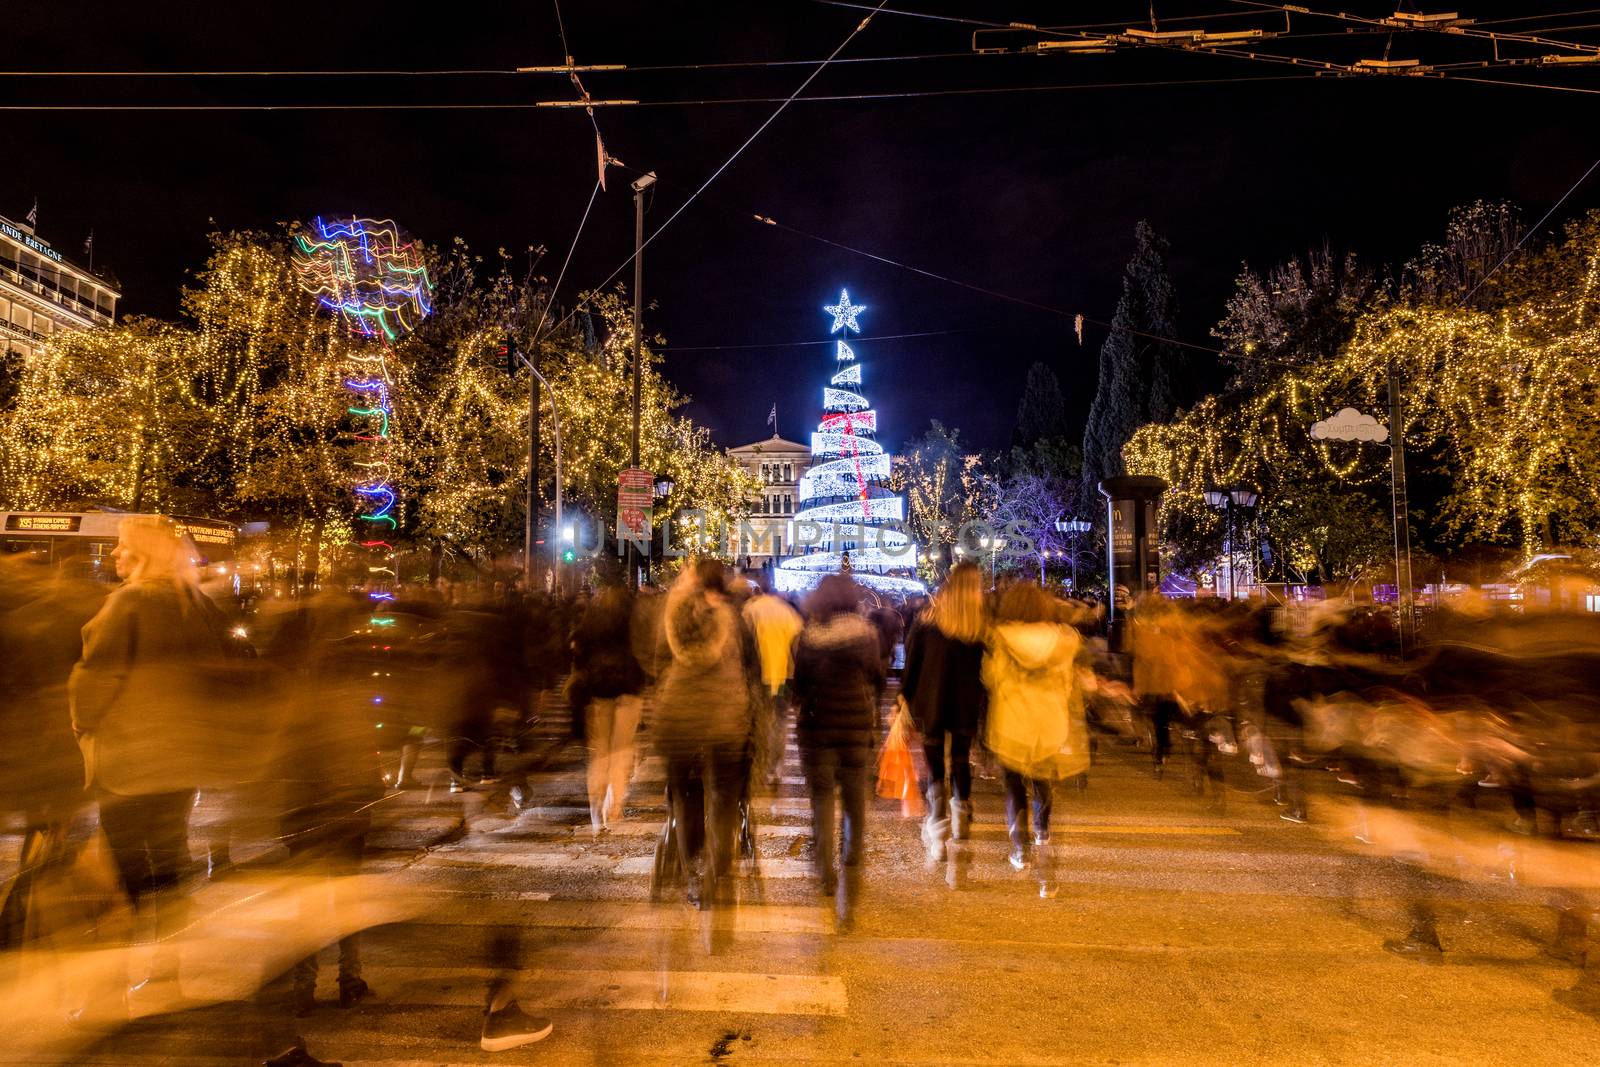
[293,216,432,610]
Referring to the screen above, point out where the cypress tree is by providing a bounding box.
[1013,361,1070,448]
[1082,220,1181,494]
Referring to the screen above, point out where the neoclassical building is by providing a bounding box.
[725,433,811,570]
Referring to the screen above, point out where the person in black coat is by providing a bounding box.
[569,582,647,835]
[900,561,988,864]
[792,574,884,927]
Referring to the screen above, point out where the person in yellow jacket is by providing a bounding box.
[982,581,1089,898]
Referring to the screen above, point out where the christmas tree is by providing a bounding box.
[776,289,924,596]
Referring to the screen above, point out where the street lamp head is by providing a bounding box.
[631,171,658,193]
[654,476,674,497]
[1203,488,1230,509]
[1230,487,1259,508]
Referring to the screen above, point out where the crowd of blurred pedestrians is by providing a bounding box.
[6,513,1600,1064]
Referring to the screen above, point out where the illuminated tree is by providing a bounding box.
[0,229,759,583]
[1127,205,1600,569]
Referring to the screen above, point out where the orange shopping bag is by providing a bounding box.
[876,698,923,817]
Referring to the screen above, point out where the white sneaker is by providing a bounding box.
[481,1000,553,1052]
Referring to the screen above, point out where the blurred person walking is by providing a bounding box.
[652,560,761,908]
[743,579,803,790]
[0,557,103,946]
[902,561,988,866]
[257,591,384,1018]
[569,580,648,835]
[68,515,237,1006]
[982,582,1089,897]
[792,575,884,930]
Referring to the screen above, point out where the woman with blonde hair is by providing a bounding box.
[901,560,988,866]
[69,514,232,1003]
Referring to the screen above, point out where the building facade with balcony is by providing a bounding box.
[725,433,811,571]
[0,214,118,362]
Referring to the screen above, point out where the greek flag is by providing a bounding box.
[25,199,37,226]
[767,403,777,429]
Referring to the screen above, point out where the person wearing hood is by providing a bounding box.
[982,581,1089,897]
[791,574,884,929]
[652,559,762,907]
[901,561,988,867]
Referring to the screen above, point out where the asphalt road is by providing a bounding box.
[24,695,1600,1066]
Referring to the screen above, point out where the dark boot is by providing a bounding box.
[264,1039,343,1067]
[337,975,372,1009]
[1383,924,1443,964]
[1547,908,1589,965]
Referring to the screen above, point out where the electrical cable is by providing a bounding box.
[528,179,602,346]
[0,72,1319,110]
[1458,152,1600,306]
[660,328,973,352]
[542,0,892,339]
[601,159,1257,365]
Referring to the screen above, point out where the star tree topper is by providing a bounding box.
[824,288,865,334]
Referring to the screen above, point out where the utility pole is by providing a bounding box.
[1387,358,1414,658]
[628,172,656,589]
[523,337,541,593]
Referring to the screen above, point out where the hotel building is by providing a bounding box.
[0,213,119,362]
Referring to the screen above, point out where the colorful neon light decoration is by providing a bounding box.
[777,289,924,597]
[293,215,433,608]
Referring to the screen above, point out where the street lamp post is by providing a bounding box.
[628,172,657,590]
[1203,487,1257,599]
[1054,517,1092,596]
[515,346,563,594]
[979,535,1006,586]
[650,475,674,583]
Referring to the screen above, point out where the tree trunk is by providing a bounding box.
[305,512,325,591]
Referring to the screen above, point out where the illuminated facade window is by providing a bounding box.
[726,432,811,569]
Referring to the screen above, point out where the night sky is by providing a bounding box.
[6,1,1598,451]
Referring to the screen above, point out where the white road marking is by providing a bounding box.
[360,965,848,1016]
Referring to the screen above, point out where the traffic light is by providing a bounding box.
[498,334,518,375]
[562,548,576,563]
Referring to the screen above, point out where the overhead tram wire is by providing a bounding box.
[661,329,973,353]
[0,71,1326,111]
[598,160,1276,369]
[1457,152,1600,308]
[538,0,891,340]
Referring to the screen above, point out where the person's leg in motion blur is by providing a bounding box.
[606,694,643,826]
[666,754,707,904]
[921,732,950,863]
[947,732,973,839]
[98,789,197,992]
[836,746,869,928]
[585,697,616,834]
[704,741,748,900]
[802,744,840,893]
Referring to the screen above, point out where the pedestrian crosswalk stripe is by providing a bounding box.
[965,823,1242,837]
[612,855,815,880]
[368,898,836,934]
[360,965,848,1016]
